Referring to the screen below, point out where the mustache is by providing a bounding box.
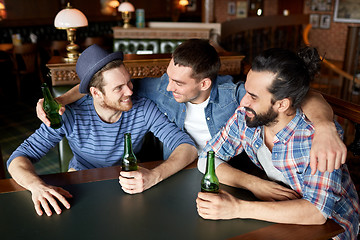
[244,107,256,116]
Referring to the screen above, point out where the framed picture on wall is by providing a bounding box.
[310,14,320,28]
[320,14,331,29]
[334,0,360,23]
[228,2,236,15]
[310,0,332,12]
[236,1,247,18]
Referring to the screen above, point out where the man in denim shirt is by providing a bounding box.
[37,39,347,200]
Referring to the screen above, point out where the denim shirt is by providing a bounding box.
[134,73,246,158]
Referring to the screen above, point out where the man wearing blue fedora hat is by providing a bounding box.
[7,44,198,217]
[37,39,346,202]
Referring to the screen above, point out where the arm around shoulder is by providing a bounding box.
[301,90,347,174]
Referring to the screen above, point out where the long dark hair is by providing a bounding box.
[251,47,321,109]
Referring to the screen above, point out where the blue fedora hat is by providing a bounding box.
[77,44,124,93]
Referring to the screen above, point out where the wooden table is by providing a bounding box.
[0,161,343,240]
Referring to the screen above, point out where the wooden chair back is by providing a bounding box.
[12,43,44,97]
[322,92,360,156]
[13,43,39,73]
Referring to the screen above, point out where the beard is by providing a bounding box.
[101,95,133,112]
[244,106,278,128]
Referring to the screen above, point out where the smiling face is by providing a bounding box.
[166,59,209,104]
[99,65,133,112]
[240,69,279,128]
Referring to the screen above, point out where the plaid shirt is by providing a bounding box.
[199,107,359,240]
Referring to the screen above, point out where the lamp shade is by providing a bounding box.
[108,0,120,8]
[179,0,189,6]
[118,2,135,12]
[54,4,88,29]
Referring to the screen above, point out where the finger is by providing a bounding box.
[316,153,327,173]
[59,106,65,115]
[198,210,216,220]
[340,145,347,164]
[37,99,50,126]
[39,197,53,216]
[33,199,43,216]
[197,192,216,201]
[119,175,138,185]
[197,199,214,210]
[45,195,63,215]
[120,171,136,178]
[309,152,317,175]
[334,152,342,170]
[51,189,71,210]
[121,186,142,194]
[326,154,335,173]
[56,187,73,199]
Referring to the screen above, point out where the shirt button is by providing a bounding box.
[255,144,258,148]
[164,112,167,116]
[207,117,210,121]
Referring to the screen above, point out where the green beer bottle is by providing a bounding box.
[122,133,138,171]
[201,150,219,193]
[41,83,63,129]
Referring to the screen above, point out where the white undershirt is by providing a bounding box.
[257,128,288,184]
[184,97,212,154]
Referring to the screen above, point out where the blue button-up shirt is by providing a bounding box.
[134,73,246,158]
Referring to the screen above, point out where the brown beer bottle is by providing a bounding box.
[41,83,63,129]
[201,150,220,193]
[122,133,138,171]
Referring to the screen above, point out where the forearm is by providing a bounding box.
[55,84,84,106]
[151,143,197,184]
[8,157,45,191]
[239,199,326,225]
[216,162,263,190]
[301,90,334,127]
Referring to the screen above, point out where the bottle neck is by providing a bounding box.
[205,151,215,175]
[41,83,55,101]
[124,133,134,155]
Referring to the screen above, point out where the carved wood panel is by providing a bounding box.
[47,55,244,86]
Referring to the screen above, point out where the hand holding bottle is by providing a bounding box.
[36,98,66,127]
[40,83,64,129]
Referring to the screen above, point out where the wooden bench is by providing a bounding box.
[321,92,360,156]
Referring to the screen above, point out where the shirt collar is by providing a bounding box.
[209,76,219,104]
[275,109,304,144]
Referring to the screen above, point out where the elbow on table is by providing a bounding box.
[315,215,327,225]
[306,213,327,225]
